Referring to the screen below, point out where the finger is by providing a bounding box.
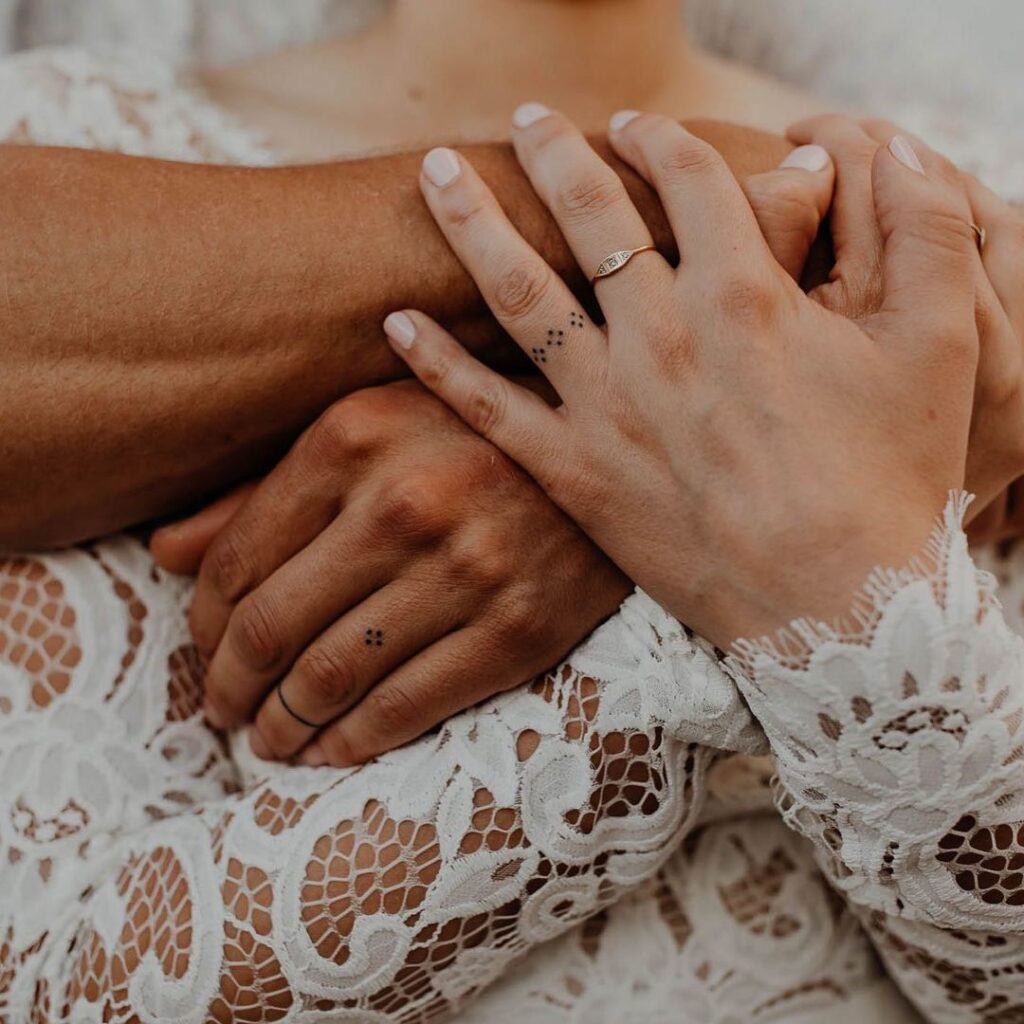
[188,404,368,655]
[203,501,393,729]
[249,577,463,761]
[743,145,835,281]
[150,482,257,576]
[868,134,979,363]
[301,627,539,767]
[419,144,605,393]
[787,114,886,316]
[964,173,1024,326]
[383,310,564,470]
[608,111,770,268]
[509,103,672,315]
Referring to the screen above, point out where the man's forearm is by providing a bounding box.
[0,123,791,548]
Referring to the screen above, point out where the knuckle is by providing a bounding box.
[187,602,219,654]
[255,715,294,760]
[756,181,822,238]
[900,207,975,260]
[444,191,490,231]
[656,137,719,181]
[463,380,507,437]
[375,478,445,538]
[499,591,549,644]
[416,348,455,393]
[447,530,511,590]
[715,272,779,329]
[553,175,624,223]
[207,532,254,603]
[307,401,376,464]
[231,593,283,671]
[364,684,421,739]
[492,261,551,322]
[297,644,356,707]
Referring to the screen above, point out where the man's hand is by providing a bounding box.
[154,381,629,767]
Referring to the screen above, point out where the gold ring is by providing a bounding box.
[970,222,987,252]
[592,244,657,285]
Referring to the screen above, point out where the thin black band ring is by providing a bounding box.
[276,681,327,730]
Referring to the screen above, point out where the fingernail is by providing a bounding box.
[302,744,328,767]
[249,729,273,761]
[889,135,925,175]
[609,109,641,133]
[422,147,461,188]
[384,311,417,350]
[512,101,552,129]
[203,701,225,730]
[780,144,830,172]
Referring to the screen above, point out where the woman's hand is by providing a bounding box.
[153,380,629,767]
[787,116,1024,540]
[385,106,981,648]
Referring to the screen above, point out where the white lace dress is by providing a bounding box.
[1,48,1023,1024]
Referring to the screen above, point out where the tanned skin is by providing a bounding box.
[0,122,808,549]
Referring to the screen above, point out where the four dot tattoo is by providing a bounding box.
[531,311,585,365]
[365,628,385,648]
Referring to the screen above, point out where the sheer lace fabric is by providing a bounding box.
[0,47,1022,1023]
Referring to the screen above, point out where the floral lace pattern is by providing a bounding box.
[1,46,1022,1023]
[731,498,1024,1020]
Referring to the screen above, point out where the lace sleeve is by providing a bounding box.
[6,589,762,1023]
[727,495,1024,1021]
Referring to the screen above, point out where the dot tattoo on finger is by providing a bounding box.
[365,628,385,648]
[569,311,585,330]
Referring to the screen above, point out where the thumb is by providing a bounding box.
[150,482,258,576]
[868,134,979,363]
[744,144,835,283]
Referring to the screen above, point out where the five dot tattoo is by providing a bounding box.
[531,311,585,365]
[365,628,385,648]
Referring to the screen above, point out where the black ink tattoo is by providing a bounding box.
[365,628,385,648]
[534,314,584,364]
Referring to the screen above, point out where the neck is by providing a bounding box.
[391,0,694,127]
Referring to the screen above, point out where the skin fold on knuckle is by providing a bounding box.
[296,643,357,709]
[305,400,377,466]
[655,136,720,183]
[554,175,624,225]
[374,477,447,542]
[752,184,822,246]
[714,271,780,332]
[440,187,492,232]
[364,683,422,743]
[492,261,550,322]
[205,530,254,605]
[230,592,284,672]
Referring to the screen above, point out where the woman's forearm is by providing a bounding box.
[0,123,792,548]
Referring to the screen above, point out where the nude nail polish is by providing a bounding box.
[889,135,925,175]
[422,147,461,188]
[780,144,830,172]
[609,110,641,132]
[512,101,552,128]
[384,311,417,350]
